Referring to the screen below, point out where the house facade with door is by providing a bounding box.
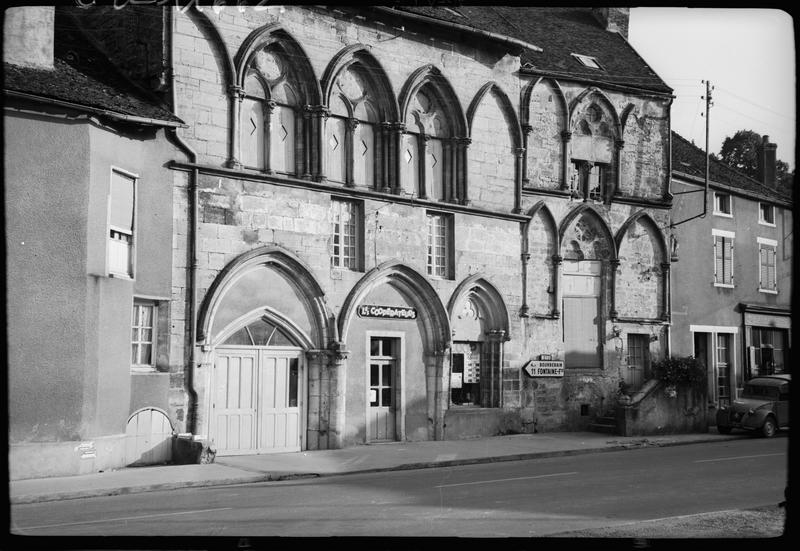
[35,5,674,462]
[669,131,793,417]
[5,7,184,479]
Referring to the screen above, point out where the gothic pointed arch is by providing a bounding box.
[398,65,469,203]
[197,245,332,350]
[558,204,616,261]
[235,25,322,104]
[319,45,399,188]
[523,201,558,316]
[338,261,450,352]
[321,44,400,122]
[522,77,568,191]
[187,10,235,86]
[569,87,621,133]
[447,274,511,338]
[398,65,467,135]
[615,211,668,259]
[567,88,623,204]
[233,25,322,175]
[614,211,668,320]
[467,82,522,148]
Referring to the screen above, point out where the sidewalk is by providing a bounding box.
[10,431,746,505]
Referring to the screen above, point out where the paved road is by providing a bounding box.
[10,437,788,538]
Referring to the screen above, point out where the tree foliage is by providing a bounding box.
[719,129,762,179]
[718,129,794,188]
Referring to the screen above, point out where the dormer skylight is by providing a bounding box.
[572,53,603,70]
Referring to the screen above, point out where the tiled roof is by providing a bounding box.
[671,131,792,204]
[391,6,671,94]
[3,12,181,126]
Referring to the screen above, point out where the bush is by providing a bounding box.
[652,356,707,391]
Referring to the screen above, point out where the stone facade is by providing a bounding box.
[59,5,674,452]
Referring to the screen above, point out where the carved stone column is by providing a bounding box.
[345,118,359,187]
[612,138,625,200]
[390,122,406,194]
[444,138,457,203]
[327,341,349,449]
[521,123,533,187]
[661,262,671,322]
[520,252,531,318]
[225,85,245,169]
[514,146,525,213]
[302,106,313,180]
[382,122,400,193]
[560,130,572,191]
[609,258,620,320]
[305,348,325,450]
[262,99,276,174]
[311,106,330,182]
[419,134,430,199]
[430,344,451,441]
[457,137,471,205]
[552,254,563,318]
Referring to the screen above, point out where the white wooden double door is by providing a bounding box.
[212,347,303,456]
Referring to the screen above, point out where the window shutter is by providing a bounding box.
[714,237,723,283]
[723,237,733,284]
[767,247,776,290]
[759,247,767,288]
[110,172,134,232]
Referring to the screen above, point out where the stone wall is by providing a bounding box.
[163,6,672,439]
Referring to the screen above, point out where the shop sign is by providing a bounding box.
[357,305,417,320]
[523,360,564,377]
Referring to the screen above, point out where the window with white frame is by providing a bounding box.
[758,238,777,292]
[330,198,361,270]
[759,202,775,225]
[108,170,135,277]
[426,212,451,278]
[713,230,734,286]
[131,301,156,371]
[713,192,732,216]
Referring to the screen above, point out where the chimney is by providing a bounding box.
[757,135,778,188]
[3,7,55,70]
[592,8,630,39]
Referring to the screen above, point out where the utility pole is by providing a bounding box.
[670,79,714,229]
[703,79,713,217]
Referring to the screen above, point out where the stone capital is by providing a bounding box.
[615,139,625,150]
[552,254,564,264]
[227,84,245,99]
[347,117,360,131]
[561,130,572,142]
[522,123,533,136]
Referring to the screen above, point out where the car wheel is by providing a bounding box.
[761,417,777,438]
[717,425,732,434]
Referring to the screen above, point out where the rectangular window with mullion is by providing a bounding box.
[330,198,361,271]
[131,302,156,370]
[426,212,450,278]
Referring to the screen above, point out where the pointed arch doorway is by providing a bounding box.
[212,316,305,455]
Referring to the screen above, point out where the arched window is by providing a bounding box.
[404,87,449,200]
[239,48,298,175]
[325,64,380,187]
[570,99,617,203]
[326,95,349,184]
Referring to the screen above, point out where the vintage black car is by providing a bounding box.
[716,374,790,437]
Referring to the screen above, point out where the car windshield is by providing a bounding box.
[742,384,778,400]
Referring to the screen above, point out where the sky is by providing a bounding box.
[628,8,796,171]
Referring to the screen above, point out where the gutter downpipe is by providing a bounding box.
[163,6,200,439]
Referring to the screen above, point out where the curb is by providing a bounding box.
[10,434,747,504]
